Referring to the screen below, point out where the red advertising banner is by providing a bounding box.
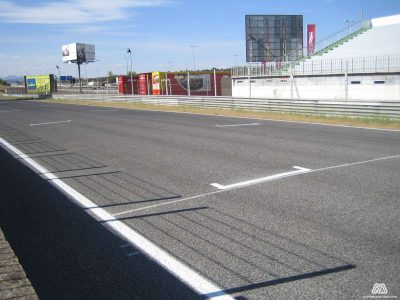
[307,24,316,56]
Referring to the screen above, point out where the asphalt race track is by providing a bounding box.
[0,100,399,299]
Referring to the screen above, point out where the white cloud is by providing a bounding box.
[0,0,174,24]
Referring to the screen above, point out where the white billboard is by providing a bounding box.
[62,43,95,63]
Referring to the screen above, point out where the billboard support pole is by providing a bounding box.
[77,62,82,94]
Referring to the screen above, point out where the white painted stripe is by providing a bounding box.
[0,137,233,300]
[211,166,311,190]
[30,120,71,126]
[90,109,118,112]
[127,251,141,257]
[310,154,400,173]
[216,123,260,128]
[0,109,21,113]
[113,190,226,217]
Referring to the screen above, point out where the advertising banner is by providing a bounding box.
[152,72,164,95]
[174,74,212,92]
[25,75,52,94]
[307,24,316,56]
[139,73,150,95]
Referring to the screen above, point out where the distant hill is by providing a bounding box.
[2,76,24,84]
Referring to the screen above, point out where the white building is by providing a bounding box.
[232,14,400,101]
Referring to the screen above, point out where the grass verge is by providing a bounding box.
[40,98,400,130]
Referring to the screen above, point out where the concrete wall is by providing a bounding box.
[232,74,400,101]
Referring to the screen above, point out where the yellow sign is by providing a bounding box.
[26,75,51,94]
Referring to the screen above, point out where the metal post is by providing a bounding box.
[248,66,251,98]
[77,63,82,94]
[345,61,348,100]
[213,68,217,96]
[127,48,133,95]
[190,45,197,70]
[147,74,150,95]
[187,71,191,96]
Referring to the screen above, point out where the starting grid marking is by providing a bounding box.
[30,120,72,126]
[216,123,261,128]
[211,166,311,190]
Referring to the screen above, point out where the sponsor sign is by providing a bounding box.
[25,75,51,94]
[307,24,316,56]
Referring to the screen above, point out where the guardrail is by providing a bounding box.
[52,94,400,119]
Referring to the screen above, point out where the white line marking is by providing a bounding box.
[0,109,21,113]
[310,154,400,173]
[127,251,141,257]
[30,120,71,126]
[113,154,400,216]
[0,137,233,300]
[216,123,260,128]
[113,190,225,217]
[211,166,311,190]
[119,244,131,248]
[90,109,118,112]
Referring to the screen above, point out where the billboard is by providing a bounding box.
[62,43,95,63]
[25,75,55,94]
[307,24,316,56]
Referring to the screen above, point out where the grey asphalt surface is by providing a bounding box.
[0,100,399,299]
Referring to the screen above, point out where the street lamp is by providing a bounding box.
[56,65,61,79]
[127,48,133,95]
[190,45,197,71]
[56,65,61,93]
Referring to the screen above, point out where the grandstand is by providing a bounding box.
[232,14,400,101]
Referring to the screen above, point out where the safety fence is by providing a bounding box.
[232,55,400,77]
[52,94,400,119]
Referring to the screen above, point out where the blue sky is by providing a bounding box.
[0,0,399,78]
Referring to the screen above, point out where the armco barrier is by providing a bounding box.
[51,94,400,119]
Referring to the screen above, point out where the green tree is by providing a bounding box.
[0,79,10,86]
[107,71,116,83]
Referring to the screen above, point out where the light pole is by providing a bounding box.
[190,45,197,70]
[56,65,61,92]
[56,65,61,79]
[127,48,133,95]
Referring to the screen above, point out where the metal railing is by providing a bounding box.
[232,55,400,77]
[51,94,400,119]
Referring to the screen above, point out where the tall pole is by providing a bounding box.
[56,65,61,93]
[127,48,133,95]
[213,68,217,96]
[77,63,82,94]
[190,45,197,70]
[187,71,191,96]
